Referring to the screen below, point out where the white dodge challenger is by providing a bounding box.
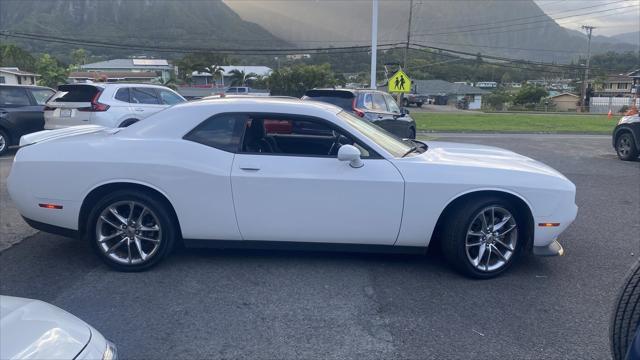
[7,98,577,278]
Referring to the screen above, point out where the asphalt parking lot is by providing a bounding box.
[1,133,638,359]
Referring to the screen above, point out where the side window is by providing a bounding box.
[362,93,374,110]
[384,94,401,114]
[131,87,160,104]
[115,88,130,102]
[0,87,31,106]
[237,88,247,93]
[184,113,247,152]
[159,90,184,105]
[372,93,388,112]
[30,89,55,105]
[241,114,370,158]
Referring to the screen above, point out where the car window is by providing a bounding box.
[29,89,54,105]
[372,93,388,112]
[184,113,247,152]
[384,94,401,114]
[53,85,101,102]
[159,90,185,105]
[241,114,370,158]
[339,111,413,158]
[237,88,247,93]
[226,88,237,93]
[362,93,374,110]
[302,94,354,110]
[131,87,160,104]
[0,87,32,106]
[115,88,130,102]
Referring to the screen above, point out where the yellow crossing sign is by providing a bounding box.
[388,70,411,93]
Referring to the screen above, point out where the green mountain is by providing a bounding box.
[0,0,288,61]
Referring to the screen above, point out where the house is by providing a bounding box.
[0,67,40,85]
[475,81,497,89]
[589,74,634,97]
[68,71,158,83]
[549,93,579,112]
[410,80,489,110]
[181,66,273,98]
[80,58,174,82]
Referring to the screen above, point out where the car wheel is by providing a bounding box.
[610,260,640,360]
[0,130,9,156]
[616,133,638,161]
[119,119,139,127]
[416,102,423,108]
[403,99,410,107]
[87,190,176,271]
[441,196,524,279]
[409,127,416,139]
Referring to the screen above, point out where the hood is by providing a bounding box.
[19,125,119,147]
[414,141,568,180]
[0,296,91,360]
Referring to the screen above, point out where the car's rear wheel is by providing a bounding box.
[87,190,176,271]
[610,260,640,360]
[0,129,9,156]
[441,197,524,279]
[616,133,638,161]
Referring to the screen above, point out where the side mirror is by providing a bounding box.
[337,144,364,168]
[401,108,410,115]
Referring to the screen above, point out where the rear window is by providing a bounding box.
[53,85,101,102]
[30,88,54,105]
[0,87,31,106]
[302,90,355,110]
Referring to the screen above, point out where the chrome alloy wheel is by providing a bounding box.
[465,206,518,272]
[618,136,632,157]
[0,134,6,153]
[96,201,162,265]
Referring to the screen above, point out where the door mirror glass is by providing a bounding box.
[337,144,364,168]
[402,107,410,115]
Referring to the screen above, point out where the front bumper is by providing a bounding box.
[533,239,564,256]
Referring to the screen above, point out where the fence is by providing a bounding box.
[590,97,639,114]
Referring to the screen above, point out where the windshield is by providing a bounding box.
[338,111,420,158]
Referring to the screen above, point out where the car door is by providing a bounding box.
[230,113,405,245]
[0,87,44,144]
[130,87,164,118]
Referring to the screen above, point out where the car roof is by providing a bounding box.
[59,83,171,89]
[0,84,54,91]
[305,88,386,95]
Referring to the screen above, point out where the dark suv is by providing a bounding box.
[302,89,417,139]
[0,84,55,155]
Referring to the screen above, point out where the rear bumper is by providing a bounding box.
[533,239,564,256]
[23,216,79,239]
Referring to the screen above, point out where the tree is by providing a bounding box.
[0,44,36,71]
[483,90,513,110]
[174,52,229,83]
[264,64,338,97]
[36,54,68,88]
[513,85,548,105]
[228,69,258,86]
[70,48,89,69]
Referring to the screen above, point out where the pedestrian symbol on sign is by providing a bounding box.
[389,70,411,93]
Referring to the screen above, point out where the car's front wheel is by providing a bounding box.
[0,129,9,156]
[441,197,524,278]
[616,132,638,161]
[87,190,176,271]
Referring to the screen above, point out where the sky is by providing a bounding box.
[535,0,640,36]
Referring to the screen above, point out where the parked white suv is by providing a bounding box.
[44,83,185,129]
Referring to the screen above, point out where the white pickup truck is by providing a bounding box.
[224,87,270,96]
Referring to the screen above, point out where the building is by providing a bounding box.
[68,71,158,83]
[589,74,634,97]
[80,59,174,82]
[411,80,489,110]
[549,93,579,112]
[475,81,497,89]
[0,67,40,85]
[182,65,273,98]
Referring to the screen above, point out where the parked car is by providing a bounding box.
[612,114,640,161]
[8,98,577,278]
[610,261,640,360]
[224,87,270,96]
[302,89,417,139]
[44,83,186,129]
[402,92,428,108]
[0,84,54,155]
[0,295,117,359]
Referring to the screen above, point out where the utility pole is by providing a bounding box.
[400,0,414,105]
[370,0,379,89]
[581,25,595,112]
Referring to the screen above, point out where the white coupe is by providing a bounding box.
[7,98,577,278]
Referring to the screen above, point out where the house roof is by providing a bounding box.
[81,59,172,70]
[0,67,40,76]
[69,71,158,79]
[413,79,489,95]
[626,69,640,78]
[549,92,579,99]
[192,65,273,77]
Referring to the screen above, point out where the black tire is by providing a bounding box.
[616,132,639,161]
[86,190,176,271]
[119,118,139,127]
[0,129,9,156]
[409,127,416,140]
[440,196,526,279]
[416,102,423,108]
[610,260,640,360]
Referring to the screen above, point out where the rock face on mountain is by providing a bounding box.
[226,0,634,62]
[0,0,287,58]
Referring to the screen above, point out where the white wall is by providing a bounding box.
[0,72,19,85]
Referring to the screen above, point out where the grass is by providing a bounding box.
[412,112,616,134]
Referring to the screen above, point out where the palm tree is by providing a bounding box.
[228,70,258,87]
[201,64,224,88]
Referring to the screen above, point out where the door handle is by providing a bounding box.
[134,108,144,112]
[239,166,260,171]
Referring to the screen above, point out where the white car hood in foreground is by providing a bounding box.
[416,141,568,179]
[0,296,90,360]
